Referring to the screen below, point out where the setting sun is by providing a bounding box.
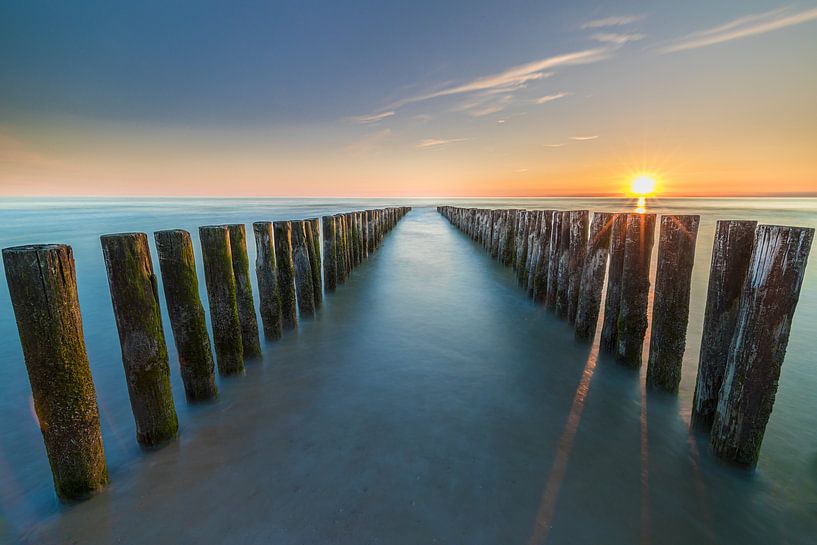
[631,175,657,196]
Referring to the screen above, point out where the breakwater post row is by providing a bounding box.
[437,206,813,468]
[2,206,409,500]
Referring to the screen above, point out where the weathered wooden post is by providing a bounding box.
[600,213,629,352]
[555,211,572,318]
[567,210,589,324]
[490,209,502,260]
[691,220,757,430]
[291,220,316,317]
[500,210,517,266]
[154,230,218,401]
[574,212,614,341]
[308,218,323,307]
[273,221,298,330]
[3,244,108,500]
[361,212,369,260]
[366,210,375,254]
[514,211,530,286]
[711,225,814,467]
[101,233,178,445]
[545,211,564,309]
[199,225,244,375]
[532,210,555,303]
[356,212,365,264]
[226,224,262,360]
[615,213,656,367]
[646,215,700,392]
[252,221,283,341]
[322,216,337,291]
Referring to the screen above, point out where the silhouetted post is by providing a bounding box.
[227,224,262,360]
[292,220,316,317]
[101,233,178,445]
[711,225,814,467]
[545,211,564,309]
[574,212,614,341]
[3,244,108,500]
[646,215,701,392]
[691,220,757,430]
[555,211,572,318]
[322,216,337,291]
[615,213,657,367]
[274,221,298,330]
[567,210,589,324]
[252,221,283,341]
[307,218,323,307]
[154,230,218,401]
[199,225,244,375]
[600,214,629,352]
[532,210,555,303]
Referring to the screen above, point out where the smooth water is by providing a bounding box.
[0,198,815,544]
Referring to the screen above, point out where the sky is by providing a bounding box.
[1,0,816,197]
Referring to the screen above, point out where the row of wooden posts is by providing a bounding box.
[437,206,813,469]
[2,206,410,501]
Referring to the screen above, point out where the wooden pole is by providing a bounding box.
[615,213,657,367]
[545,211,564,309]
[711,224,814,467]
[308,217,323,307]
[3,244,108,500]
[226,224,262,360]
[691,220,757,430]
[273,221,298,330]
[154,229,218,401]
[199,225,244,375]
[567,210,589,324]
[101,233,178,445]
[532,210,555,303]
[291,220,316,317]
[252,221,283,341]
[500,210,517,266]
[361,212,369,260]
[600,213,629,352]
[646,215,700,392]
[555,211,572,318]
[514,211,530,286]
[574,212,614,341]
[322,216,337,292]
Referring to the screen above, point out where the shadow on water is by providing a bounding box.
[0,204,815,544]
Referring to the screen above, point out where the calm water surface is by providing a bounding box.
[0,198,815,544]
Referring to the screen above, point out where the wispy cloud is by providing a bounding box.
[543,143,565,148]
[581,15,645,29]
[569,135,599,141]
[592,32,644,45]
[341,128,392,155]
[455,94,515,117]
[416,138,469,149]
[388,47,611,110]
[534,92,569,105]
[346,111,395,124]
[659,6,817,53]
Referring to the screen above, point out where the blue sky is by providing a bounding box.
[2,1,816,196]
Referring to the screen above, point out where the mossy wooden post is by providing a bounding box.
[615,213,657,367]
[307,218,323,307]
[567,210,589,324]
[500,210,517,266]
[322,216,337,292]
[490,210,502,259]
[555,211,572,318]
[545,211,563,309]
[600,213,629,352]
[101,233,178,446]
[292,220,316,317]
[691,220,757,430]
[3,244,108,500]
[226,224,262,360]
[357,212,365,262]
[533,210,555,303]
[646,215,701,392]
[574,212,614,341]
[273,221,298,330]
[199,226,244,375]
[154,230,218,401]
[341,213,351,278]
[365,210,374,254]
[252,221,283,341]
[524,211,541,296]
[711,225,814,468]
[514,211,530,286]
[361,212,370,260]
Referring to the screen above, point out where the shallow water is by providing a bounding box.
[0,198,815,544]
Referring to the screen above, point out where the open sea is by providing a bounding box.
[0,197,815,544]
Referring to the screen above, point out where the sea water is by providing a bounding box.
[0,198,815,544]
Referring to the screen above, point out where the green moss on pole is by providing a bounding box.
[226,224,262,360]
[307,218,323,307]
[101,233,178,446]
[291,220,316,318]
[574,212,615,341]
[154,229,218,401]
[252,221,283,341]
[199,225,244,375]
[3,244,108,500]
[566,210,589,324]
[322,216,337,291]
[600,213,629,353]
[273,221,298,330]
